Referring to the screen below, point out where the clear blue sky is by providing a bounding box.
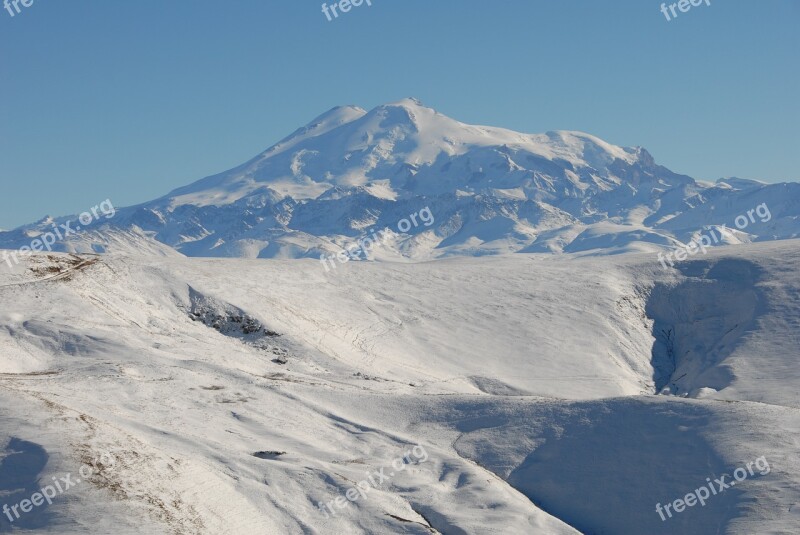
[0,0,797,228]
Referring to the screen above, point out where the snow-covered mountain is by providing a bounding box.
[2,99,799,533]
[2,98,798,259]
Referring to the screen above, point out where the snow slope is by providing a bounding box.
[0,239,798,534]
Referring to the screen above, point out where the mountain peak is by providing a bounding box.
[385,97,427,108]
[307,104,367,126]
[267,104,367,155]
[154,101,671,209]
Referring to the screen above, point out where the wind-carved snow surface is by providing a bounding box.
[2,99,799,261]
[0,239,798,534]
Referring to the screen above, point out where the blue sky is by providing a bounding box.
[0,0,797,228]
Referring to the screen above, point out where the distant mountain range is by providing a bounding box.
[2,98,798,260]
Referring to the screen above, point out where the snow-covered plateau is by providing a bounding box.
[0,239,798,534]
